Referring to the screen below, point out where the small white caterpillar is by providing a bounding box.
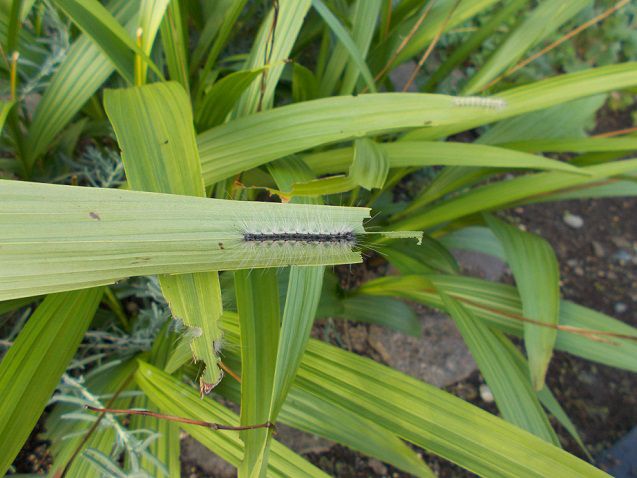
[452,96,507,111]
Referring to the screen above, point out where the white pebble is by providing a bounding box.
[614,302,628,314]
[563,212,584,229]
[479,384,494,403]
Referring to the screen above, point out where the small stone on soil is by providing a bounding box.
[479,384,494,403]
[368,459,388,476]
[614,302,628,314]
[592,241,606,257]
[563,212,584,229]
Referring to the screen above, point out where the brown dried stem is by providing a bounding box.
[84,405,275,432]
[402,0,461,92]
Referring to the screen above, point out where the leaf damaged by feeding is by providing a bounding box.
[0,179,424,300]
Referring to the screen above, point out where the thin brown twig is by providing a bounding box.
[84,406,276,432]
[402,0,460,92]
[593,126,637,138]
[480,0,630,92]
[55,371,135,478]
[257,0,279,112]
[363,0,436,92]
[444,291,637,343]
[219,360,241,383]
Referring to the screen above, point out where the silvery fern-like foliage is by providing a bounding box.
[18,1,70,100]
[52,374,168,477]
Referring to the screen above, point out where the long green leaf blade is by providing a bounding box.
[0,288,103,475]
[232,0,311,116]
[104,81,226,390]
[391,158,637,231]
[484,215,559,390]
[312,0,377,94]
[304,140,588,176]
[0,179,374,300]
[235,269,280,477]
[358,274,637,372]
[216,359,434,478]
[440,291,559,443]
[219,314,609,477]
[137,0,170,84]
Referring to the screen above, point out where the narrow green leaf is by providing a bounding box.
[391,158,637,231]
[342,295,421,336]
[0,288,103,476]
[235,269,280,477]
[289,174,355,197]
[339,0,381,95]
[195,68,265,130]
[0,296,37,315]
[137,0,170,84]
[298,340,607,477]
[292,62,319,102]
[269,266,324,419]
[304,141,588,176]
[383,236,460,275]
[104,81,224,390]
[313,0,378,95]
[477,95,606,145]
[440,291,559,443]
[0,100,14,135]
[159,0,189,91]
[485,215,559,390]
[440,226,506,261]
[535,178,637,202]
[190,0,243,74]
[498,335,591,459]
[501,137,637,154]
[193,0,247,102]
[232,0,311,116]
[267,158,333,464]
[282,136,394,196]
[199,94,465,185]
[135,361,330,477]
[54,0,163,84]
[4,0,21,53]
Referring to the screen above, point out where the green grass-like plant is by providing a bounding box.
[1,0,636,476]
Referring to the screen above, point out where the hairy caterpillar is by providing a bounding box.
[452,96,507,111]
[243,231,356,244]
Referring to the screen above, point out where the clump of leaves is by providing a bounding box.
[1,1,636,477]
